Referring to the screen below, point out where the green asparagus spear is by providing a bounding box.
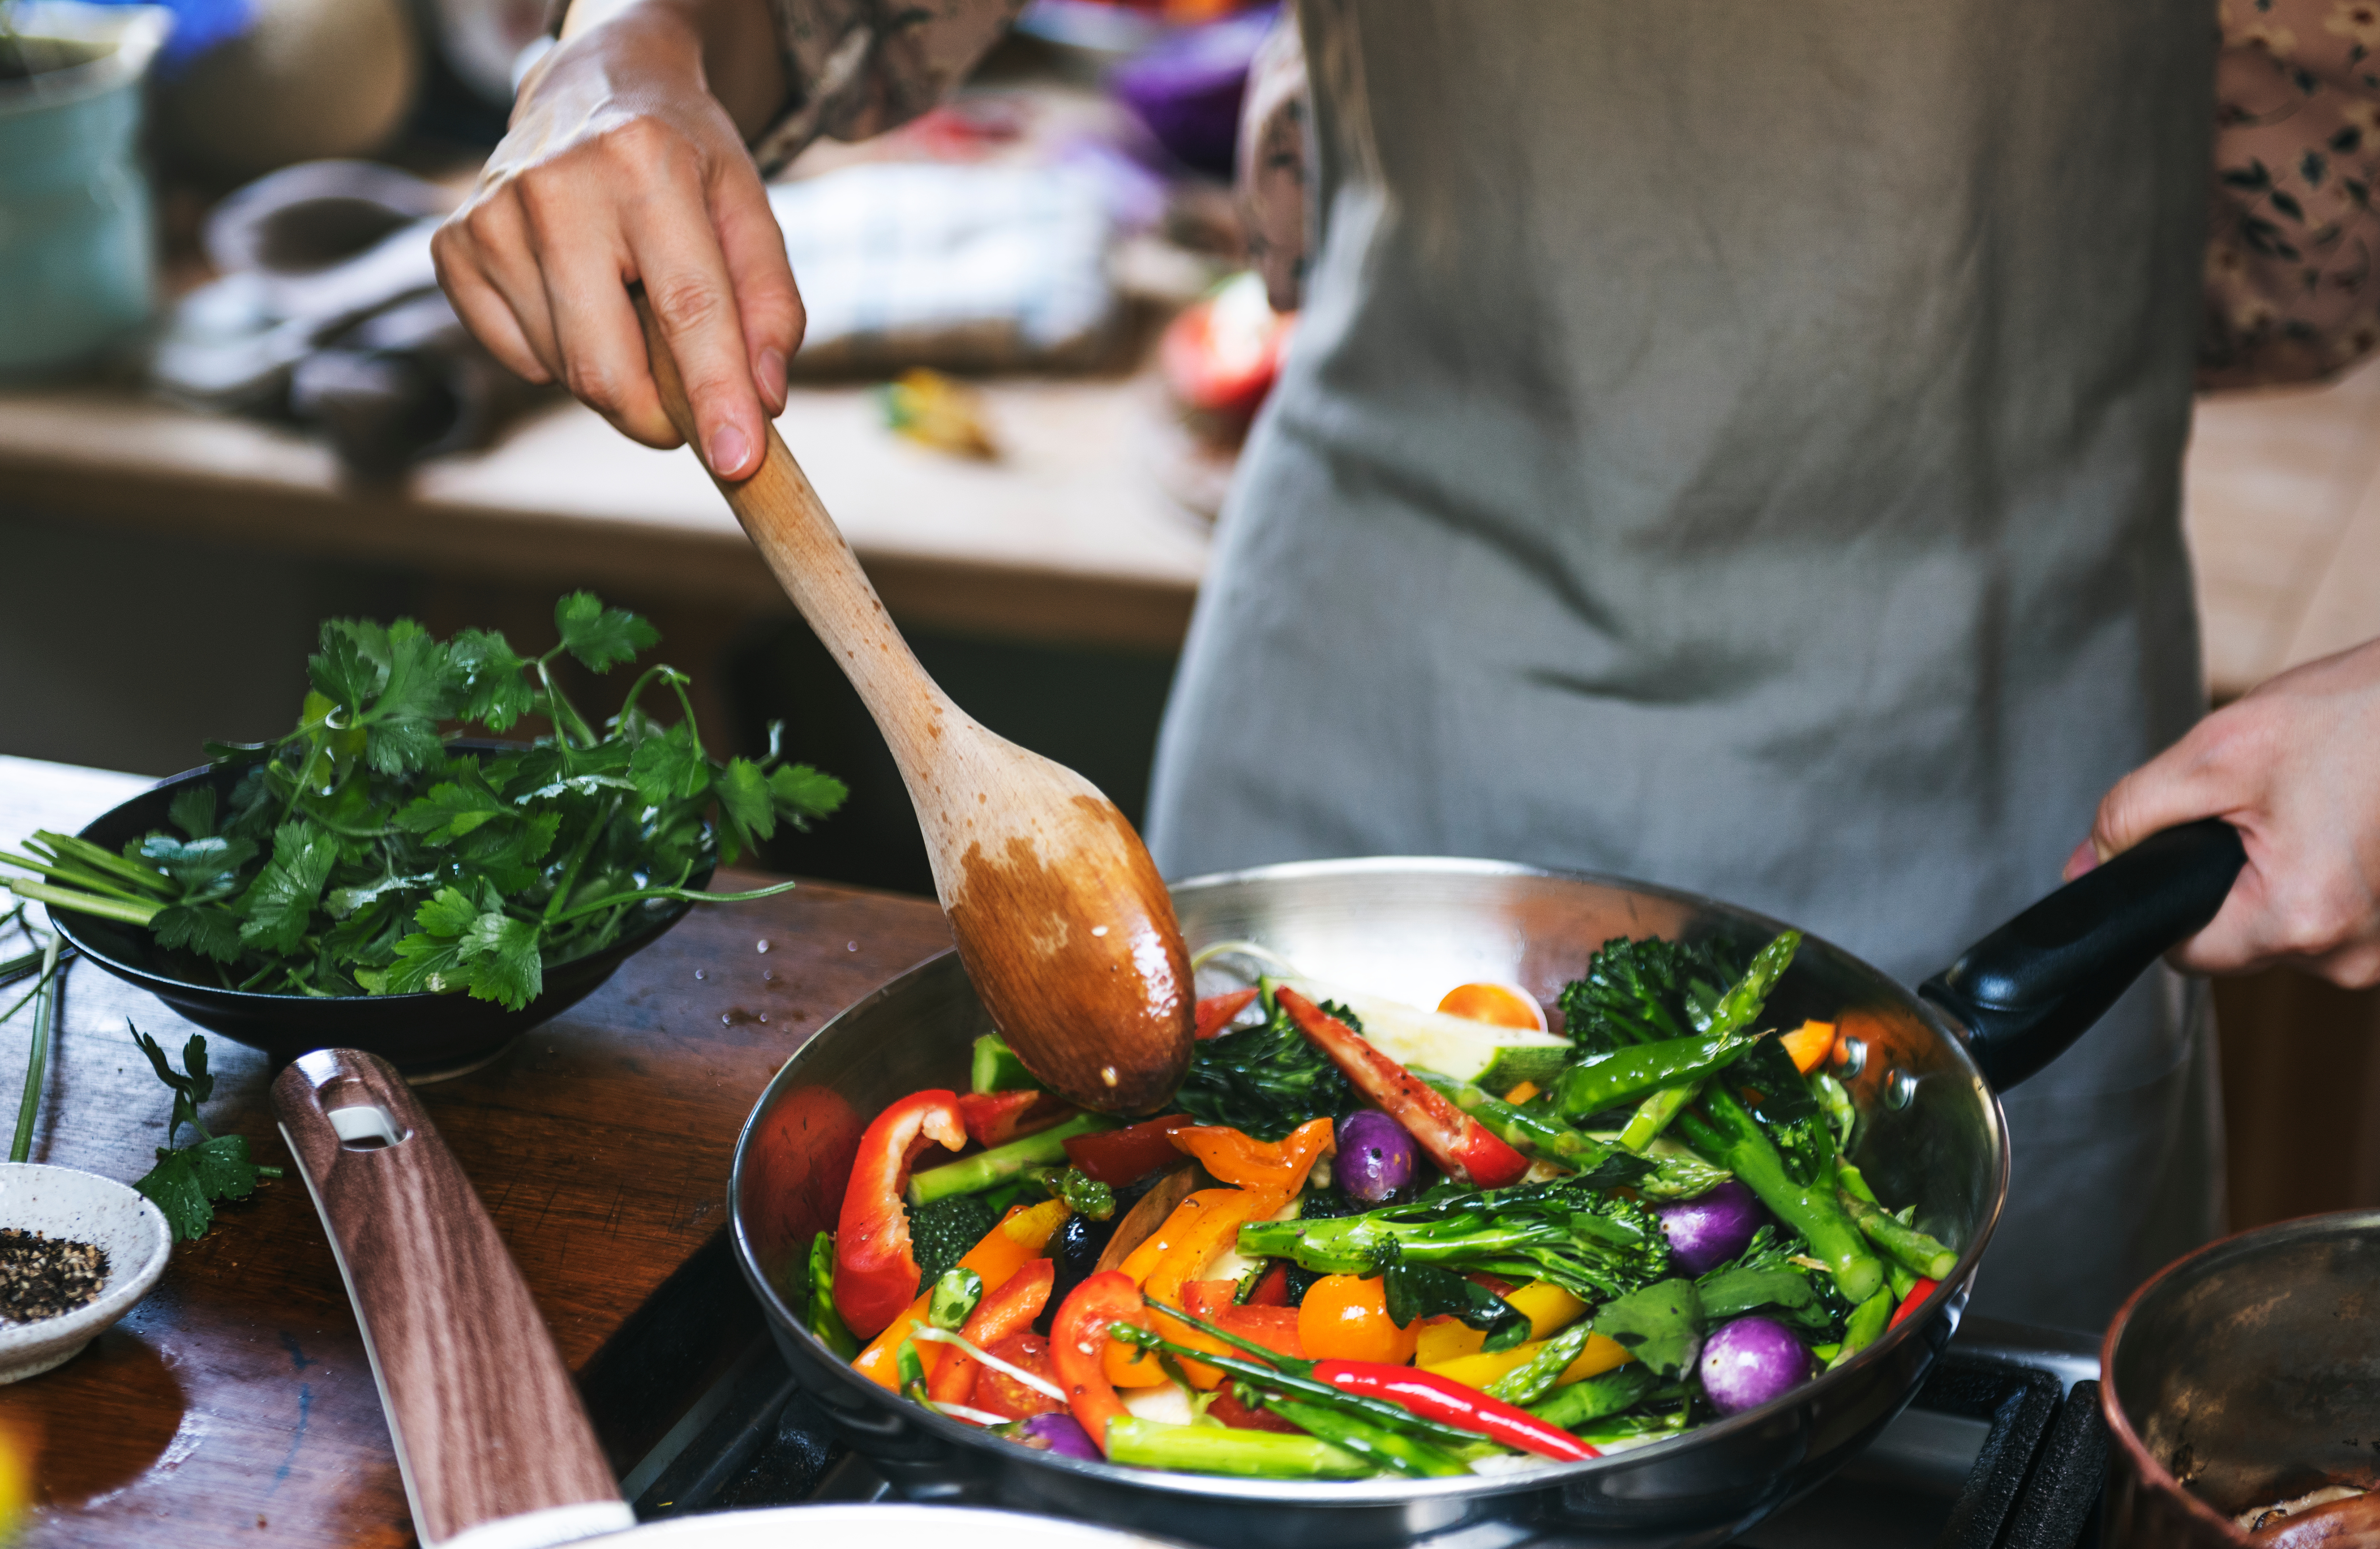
[1266,1397,1472,1478]
[1840,1193,1958,1280]
[1483,1322,1594,1406]
[905,1113,1117,1205]
[1555,1030,1762,1120]
[1527,1363,1660,1430]
[1104,1418,1373,1478]
[1612,931,1801,1151]
[1416,1070,1611,1166]
[1675,1089,1884,1303]
[1827,1289,1894,1370]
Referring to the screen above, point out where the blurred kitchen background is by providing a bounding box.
[0,0,2376,1233]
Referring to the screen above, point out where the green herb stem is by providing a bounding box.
[0,851,155,907]
[12,932,62,1163]
[545,878,802,926]
[30,832,175,896]
[6,880,161,926]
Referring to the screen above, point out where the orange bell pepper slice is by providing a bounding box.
[1169,1117,1336,1196]
[852,1197,1068,1390]
[1781,1020,1838,1074]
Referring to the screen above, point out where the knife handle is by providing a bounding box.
[273,1049,634,1549]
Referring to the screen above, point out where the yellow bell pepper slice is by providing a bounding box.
[1425,1330,1634,1391]
[852,1198,1069,1389]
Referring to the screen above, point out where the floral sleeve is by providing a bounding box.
[747,0,1026,176]
[2203,0,2380,386]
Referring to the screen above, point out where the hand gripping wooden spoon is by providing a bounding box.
[632,292,1191,1112]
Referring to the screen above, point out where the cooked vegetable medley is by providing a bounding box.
[798,931,1960,1478]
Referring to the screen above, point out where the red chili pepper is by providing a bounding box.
[1309,1359,1599,1462]
[929,1257,1056,1408]
[1887,1277,1939,1331]
[833,1090,967,1339]
[1050,1269,1152,1452]
[956,1089,1076,1149]
[1273,989,1530,1188]
[1194,987,1261,1039]
[1063,1113,1198,1185]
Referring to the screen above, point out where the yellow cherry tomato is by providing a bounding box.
[1436,982,1547,1031]
[1297,1275,1420,1365]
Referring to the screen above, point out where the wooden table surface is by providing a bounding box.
[0,754,954,1546]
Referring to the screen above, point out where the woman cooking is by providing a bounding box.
[434,0,2380,1332]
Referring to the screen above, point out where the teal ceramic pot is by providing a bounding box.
[0,4,171,378]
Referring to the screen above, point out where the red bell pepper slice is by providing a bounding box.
[1887,1277,1939,1331]
[1050,1269,1152,1452]
[1063,1113,1198,1185]
[1243,1262,1292,1307]
[1208,1386,1301,1433]
[1273,988,1530,1188]
[1194,988,1260,1039]
[1309,1359,1597,1462]
[833,1089,967,1339]
[929,1257,1056,1408]
[956,1089,1076,1149]
[1182,1279,1306,1361]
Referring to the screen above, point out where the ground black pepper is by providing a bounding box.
[0,1229,109,1322]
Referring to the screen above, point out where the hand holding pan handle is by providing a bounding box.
[273,1051,633,1549]
[1920,818,2247,1091]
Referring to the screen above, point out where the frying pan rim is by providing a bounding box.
[729,855,2011,1504]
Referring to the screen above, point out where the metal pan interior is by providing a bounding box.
[729,859,2009,1547]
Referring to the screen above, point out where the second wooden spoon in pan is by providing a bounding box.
[632,291,1192,1113]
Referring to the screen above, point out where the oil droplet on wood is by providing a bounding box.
[694,969,706,980]
[756,939,770,953]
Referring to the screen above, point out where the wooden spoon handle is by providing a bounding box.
[273,1051,632,1549]
[631,287,956,771]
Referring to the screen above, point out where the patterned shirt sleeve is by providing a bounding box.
[1236,10,1311,313]
[2203,0,2380,386]
[748,0,1026,176]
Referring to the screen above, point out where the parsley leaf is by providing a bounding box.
[555,591,660,671]
[152,904,244,961]
[449,628,536,731]
[236,821,338,955]
[630,722,711,806]
[127,1024,275,1242]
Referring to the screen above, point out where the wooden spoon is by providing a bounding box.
[631,291,1192,1112]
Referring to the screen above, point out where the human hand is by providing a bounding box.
[431,0,796,479]
[2066,636,2380,986]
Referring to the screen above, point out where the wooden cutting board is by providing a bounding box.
[0,755,953,1547]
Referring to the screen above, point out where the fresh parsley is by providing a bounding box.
[128,1024,282,1242]
[2,594,846,1010]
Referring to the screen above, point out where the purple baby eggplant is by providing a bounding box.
[1699,1315,1814,1416]
[1019,1411,1100,1460]
[1655,1180,1771,1275]
[1334,1109,1419,1203]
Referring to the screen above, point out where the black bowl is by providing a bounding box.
[50,752,713,1079]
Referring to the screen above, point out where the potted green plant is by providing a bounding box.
[0,2,171,377]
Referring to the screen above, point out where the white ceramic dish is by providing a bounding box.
[0,1163,171,1382]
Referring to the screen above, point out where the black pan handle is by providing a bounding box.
[1917,819,2246,1091]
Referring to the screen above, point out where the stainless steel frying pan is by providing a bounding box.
[728,824,2245,1549]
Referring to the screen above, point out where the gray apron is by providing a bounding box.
[1145,0,2225,1331]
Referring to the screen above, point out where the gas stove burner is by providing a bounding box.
[583,1239,2109,1549]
